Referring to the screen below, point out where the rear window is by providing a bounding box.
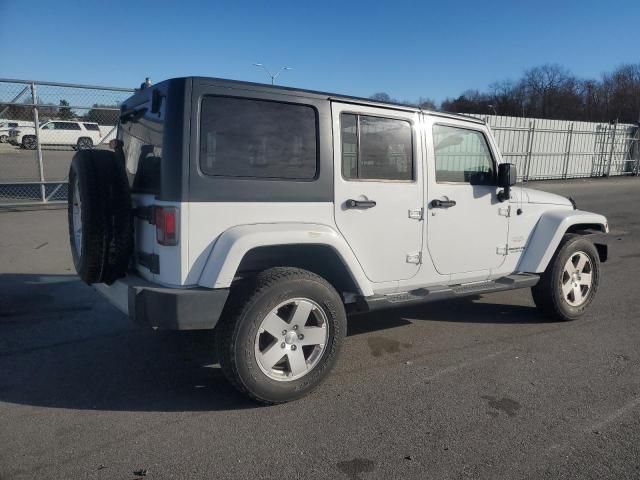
[199,96,317,179]
[83,123,100,131]
[120,112,163,194]
[54,122,81,130]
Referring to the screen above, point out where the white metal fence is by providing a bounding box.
[0,79,638,206]
[474,115,640,181]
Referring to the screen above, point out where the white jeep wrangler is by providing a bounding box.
[67,77,608,404]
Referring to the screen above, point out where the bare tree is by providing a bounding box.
[369,92,393,103]
[439,63,640,123]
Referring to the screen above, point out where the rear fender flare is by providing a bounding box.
[197,223,373,296]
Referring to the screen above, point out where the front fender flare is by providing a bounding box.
[517,209,608,273]
[197,223,374,296]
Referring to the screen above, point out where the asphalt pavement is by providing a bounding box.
[0,177,639,479]
[0,143,108,182]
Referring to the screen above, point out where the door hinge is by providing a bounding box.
[498,206,511,217]
[496,244,508,256]
[406,252,422,264]
[408,208,423,220]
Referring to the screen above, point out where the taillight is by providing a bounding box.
[155,206,179,246]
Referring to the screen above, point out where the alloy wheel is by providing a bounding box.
[561,251,592,307]
[254,298,329,381]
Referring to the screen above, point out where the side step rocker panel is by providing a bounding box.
[351,273,540,314]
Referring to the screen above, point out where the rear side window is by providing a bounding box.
[432,124,495,184]
[83,123,100,131]
[199,96,317,179]
[54,122,81,130]
[341,113,413,181]
[8,122,18,128]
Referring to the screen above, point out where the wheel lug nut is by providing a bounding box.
[298,334,304,340]
[293,325,298,330]
[281,342,285,348]
[282,330,287,335]
[291,345,297,351]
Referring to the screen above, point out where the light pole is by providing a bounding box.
[253,63,292,85]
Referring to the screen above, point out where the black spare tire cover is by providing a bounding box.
[68,149,133,285]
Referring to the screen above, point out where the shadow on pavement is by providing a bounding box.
[348,296,546,336]
[0,273,545,413]
[0,273,254,412]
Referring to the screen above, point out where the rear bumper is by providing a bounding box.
[94,275,229,330]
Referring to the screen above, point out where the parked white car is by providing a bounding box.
[0,120,33,143]
[9,120,111,150]
[68,76,609,404]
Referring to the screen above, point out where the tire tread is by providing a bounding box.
[531,233,600,321]
[216,267,344,404]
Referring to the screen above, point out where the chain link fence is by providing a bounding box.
[0,79,133,206]
[1,79,639,206]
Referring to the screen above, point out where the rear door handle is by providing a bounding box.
[346,199,377,209]
[431,199,457,208]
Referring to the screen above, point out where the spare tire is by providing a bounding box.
[68,149,133,285]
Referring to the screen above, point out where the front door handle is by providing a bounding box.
[346,199,377,209]
[431,199,457,208]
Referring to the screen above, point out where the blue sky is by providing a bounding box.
[1,0,639,103]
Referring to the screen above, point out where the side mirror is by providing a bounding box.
[497,163,517,201]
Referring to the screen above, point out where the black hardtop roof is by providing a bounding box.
[135,76,485,125]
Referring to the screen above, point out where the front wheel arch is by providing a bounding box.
[517,210,608,273]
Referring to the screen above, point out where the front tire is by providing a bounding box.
[0,134,8,143]
[531,234,600,321]
[216,267,346,404]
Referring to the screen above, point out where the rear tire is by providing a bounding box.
[22,135,36,150]
[77,137,93,150]
[531,234,600,321]
[0,135,7,143]
[216,267,346,404]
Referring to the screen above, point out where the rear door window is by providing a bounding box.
[83,123,100,131]
[199,96,318,180]
[341,113,413,181]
